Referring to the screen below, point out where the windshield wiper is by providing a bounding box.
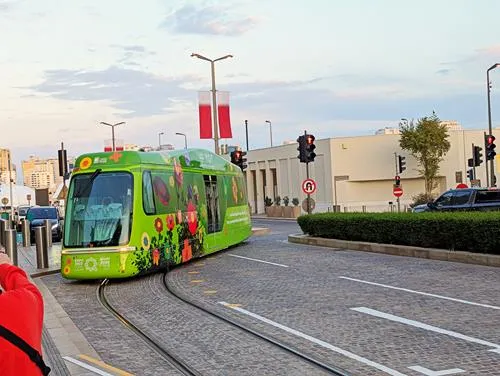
[74,168,102,198]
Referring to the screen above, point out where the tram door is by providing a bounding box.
[203,175,221,246]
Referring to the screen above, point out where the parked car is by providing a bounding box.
[26,206,63,242]
[412,187,500,212]
[15,205,31,230]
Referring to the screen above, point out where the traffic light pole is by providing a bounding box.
[305,130,311,214]
[484,132,490,187]
[472,143,477,184]
[394,153,400,213]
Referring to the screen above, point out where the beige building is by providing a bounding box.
[22,157,60,196]
[0,148,17,185]
[241,123,500,214]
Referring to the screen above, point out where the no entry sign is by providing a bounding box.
[393,186,403,197]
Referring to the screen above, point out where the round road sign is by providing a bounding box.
[1,197,8,205]
[302,178,317,195]
[393,186,403,197]
[302,197,316,212]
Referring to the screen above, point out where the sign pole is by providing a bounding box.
[394,152,400,213]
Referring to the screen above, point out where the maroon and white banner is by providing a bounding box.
[217,91,232,139]
[198,91,212,139]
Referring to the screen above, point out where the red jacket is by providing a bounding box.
[0,264,44,375]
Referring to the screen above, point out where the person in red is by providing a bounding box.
[0,252,50,375]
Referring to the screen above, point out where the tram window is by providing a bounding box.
[151,171,177,214]
[142,171,156,215]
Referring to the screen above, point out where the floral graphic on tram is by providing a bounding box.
[131,157,206,274]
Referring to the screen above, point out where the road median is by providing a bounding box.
[288,233,500,268]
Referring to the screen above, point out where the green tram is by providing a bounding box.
[61,148,252,280]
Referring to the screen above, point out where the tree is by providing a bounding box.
[399,112,450,195]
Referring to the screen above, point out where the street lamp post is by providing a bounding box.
[487,63,500,186]
[265,120,273,147]
[191,53,233,155]
[244,120,249,151]
[100,121,125,151]
[175,132,188,149]
[158,132,164,149]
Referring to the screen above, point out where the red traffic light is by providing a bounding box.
[234,150,242,159]
[488,135,496,145]
[306,135,315,145]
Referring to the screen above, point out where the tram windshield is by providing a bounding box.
[64,171,133,248]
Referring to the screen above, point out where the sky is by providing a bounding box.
[3,0,500,176]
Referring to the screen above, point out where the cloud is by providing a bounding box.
[24,65,489,139]
[26,66,197,117]
[108,44,156,66]
[0,0,17,12]
[161,4,257,36]
[436,68,451,75]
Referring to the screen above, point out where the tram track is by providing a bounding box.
[162,269,350,376]
[97,279,202,376]
[97,269,350,376]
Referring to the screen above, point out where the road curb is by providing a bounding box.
[31,268,61,278]
[288,234,500,268]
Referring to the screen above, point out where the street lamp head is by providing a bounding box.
[100,121,125,127]
[488,63,500,72]
[265,120,271,124]
[159,132,164,135]
[175,132,185,136]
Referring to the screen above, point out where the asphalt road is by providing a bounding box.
[42,219,500,376]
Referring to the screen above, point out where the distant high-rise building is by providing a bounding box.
[0,149,10,171]
[0,148,16,185]
[21,155,74,195]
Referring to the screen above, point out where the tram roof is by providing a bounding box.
[72,148,241,175]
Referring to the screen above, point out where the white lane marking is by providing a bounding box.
[408,365,465,375]
[227,254,289,268]
[219,301,408,376]
[352,307,500,353]
[63,356,115,376]
[340,276,500,310]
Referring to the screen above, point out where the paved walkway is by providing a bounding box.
[0,241,107,375]
[0,223,272,375]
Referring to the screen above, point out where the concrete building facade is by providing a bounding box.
[241,124,500,214]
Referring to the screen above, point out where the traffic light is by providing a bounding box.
[230,150,247,171]
[473,146,483,166]
[395,175,401,186]
[398,155,406,173]
[239,151,247,171]
[58,148,68,177]
[467,168,475,181]
[486,135,496,161]
[305,134,316,162]
[297,135,307,163]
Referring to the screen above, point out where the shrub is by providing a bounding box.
[292,198,300,206]
[283,196,290,206]
[410,192,436,208]
[274,196,281,206]
[297,212,500,255]
[264,196,273,207]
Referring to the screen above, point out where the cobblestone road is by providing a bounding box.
[43,219,500,375]
[167,218,500,375]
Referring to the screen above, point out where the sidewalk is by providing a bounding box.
[0,242,107,375]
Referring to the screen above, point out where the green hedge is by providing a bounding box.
[297,212,500,255]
